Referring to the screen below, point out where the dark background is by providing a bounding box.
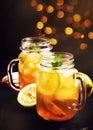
[0,1,93,130]
[0,0,93,79]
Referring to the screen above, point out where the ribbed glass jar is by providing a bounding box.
[7,37,53,91]
[36,52,86,121]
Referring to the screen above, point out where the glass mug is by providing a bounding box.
[7,37,52,91]
[36,52,92,121]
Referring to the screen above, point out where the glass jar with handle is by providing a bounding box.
[36,52,93,121]
[7,37,53,91]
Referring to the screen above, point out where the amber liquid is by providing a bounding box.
[36,69,79,121]
[37,93,78,121]
[18,52,41,89]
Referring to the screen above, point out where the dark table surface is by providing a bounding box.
[0,83,93,130]
[0,60,93,130]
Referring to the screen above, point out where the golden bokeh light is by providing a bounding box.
[36,3,43,11]
[81,34,85,39]
[73,14,81,22]
[46,5,54,14]
[36,21,44,29]
[50,38,58,45]
[56,10,64,18]
[88,32,93,39]
[30,0,93,51]
[80,43,88,50]
[56,0,64,6]
[40,15,48,23]
[64,27,73,35]
[44,26,52,34]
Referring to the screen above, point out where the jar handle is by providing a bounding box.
[7,58,20,91]
[74,73,86,110]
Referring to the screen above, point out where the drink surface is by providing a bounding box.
[36,69,79,121]
[18,52,41,89]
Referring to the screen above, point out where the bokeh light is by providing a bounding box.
[30,0,37,7]
[81,34,85,39]
[44,26,52,34]
[36,21,44,29]
[46,5,54,14]
[73,32,81,39]
[30,0,93,50]
[73,13,81,22]
[64,4,74,13]
[80,43,88,50]
[51,27,56,34]
[56,10,64,18]
[83,19,92,28]
[65,27,73,35]
[50,38,58,45]
[36,3,43,11]
[56,0,64,6]
[88,32,93,39]
[40,15,48,23]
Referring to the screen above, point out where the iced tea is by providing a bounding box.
[7,37,52,91]
[36,69,80,121]
[36,52,86,121]
[18,52,41,89]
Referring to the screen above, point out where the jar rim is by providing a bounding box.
[41,51,74,60]
[41,52,75,69]
[19,36,53,52]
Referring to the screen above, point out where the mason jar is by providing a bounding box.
[36,52,92,121]
[7,37,53,91]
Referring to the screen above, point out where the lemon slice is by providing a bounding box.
[17,83,36,107]
[37,70,60,95]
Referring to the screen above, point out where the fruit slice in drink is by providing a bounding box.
[55,74,79,101]
[37,70,60,95]
[43,96,66,117]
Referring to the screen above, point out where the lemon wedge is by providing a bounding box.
[79,72,93,97]
[17,83,36,107]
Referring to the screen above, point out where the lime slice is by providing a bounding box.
[17,83,36,107]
